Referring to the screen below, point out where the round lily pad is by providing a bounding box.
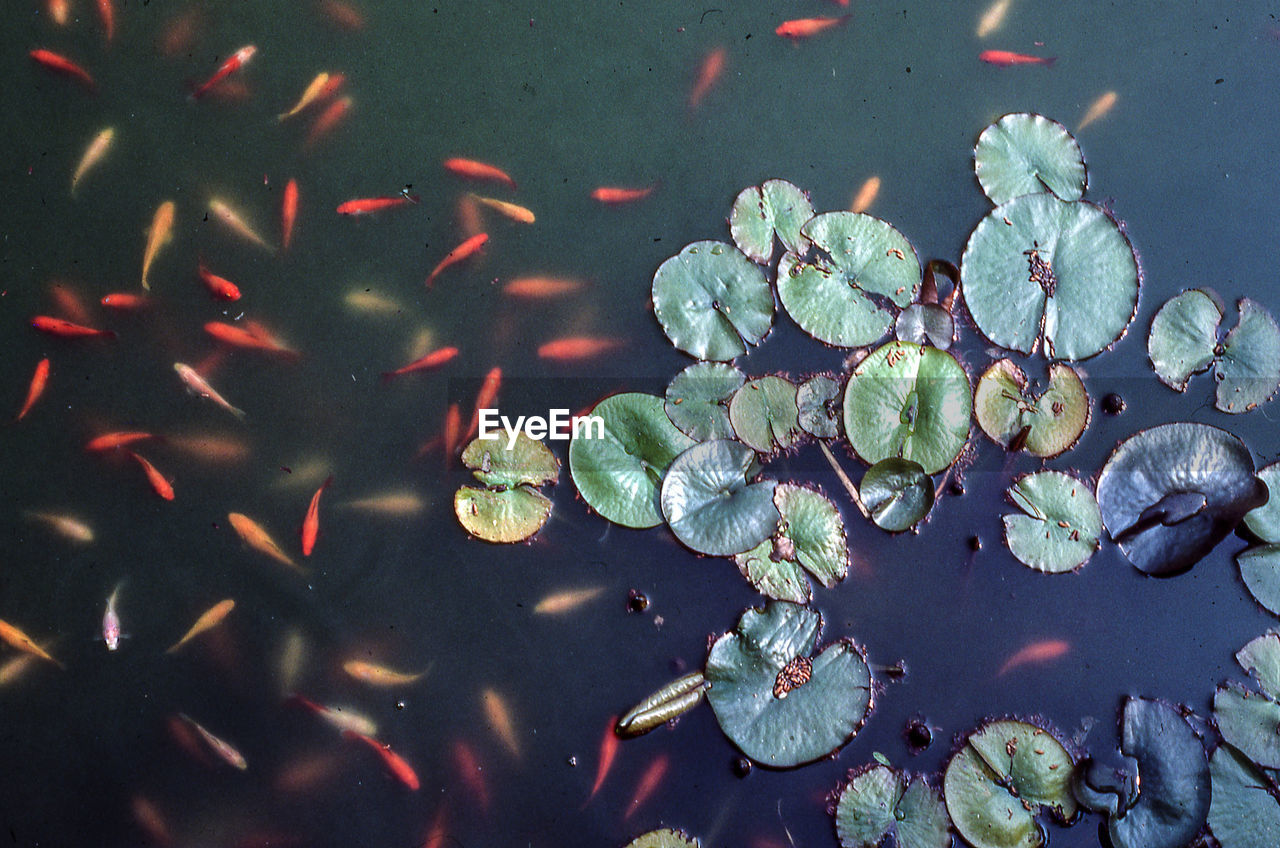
[1240,544,1280,616]
[797,374,841,438]
[943,719,1076,848]
[1148,288,1222,391]
[974,113,1086,205]
[895,302,954,350]
[454,486,552,543]
[1236,632,1280,700]
[834,764,951,848]
[776,212,920,348]
[661,439,780,556]
[1096,422,1267,576]
[1003,471,1101,573]
[960,193,1139,360]
[664,361,745,441]
[1244,462,1280,543]
[842,341,972,475]
[729,179,814,265]
[569,393,696,529]
[1215,683,1280,769]
[1208,743,1280,848]
[1218,297,1280,413]
[461,432,559,488]
[734,484,848,602]
[624,828,700,848]
[973,359,1089,457]
[705,601,872,768]
[860,458,934,532]
[652,241,775,361]
[728,376,804,453]
[735,540,812,603]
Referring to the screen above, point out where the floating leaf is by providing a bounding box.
[1003,471,1101,573]
[1096,422,1266,575]
[842,341,972,475]
[973,359,1089,457]
[1208,743,1280,848]
[569,393,696,529]
[895,302,954,350]
[623,828,700,848]
[797,374,841,438]
[1215,683,1280,769]
[776,212,920,348]
[1244,462,1280,543]
[454,433,559,543]
[974,113,1086,205]
[652,241,775,361]
[1147,288,1222,391]
[664,361,745,441]
[1240,545,1280,616]
[461,432,559,488]
[729,376,804,453]
[661,439,779,556]
[735,484,849,601]
[834,764,951,848]
[860,458,934,532]
[616,671,709,738]
[735,540,812,603]
[704,601,872,768]
[960,193,1139,360]
[729,179,814,264]
[1218,297,1280,413]
[1236,632,1280,701]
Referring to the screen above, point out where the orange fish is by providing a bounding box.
[850,176,881,214]
[775,15,850,39]
[319,0,366,30]
[502,276,583,298]
[537,336,625,361]
[533,585,605,615]
[426,233,488,288]
[29,49,95,89]
[204,321,300,358]
[586,715,619,801]
[343,659,430,686]
[623,754,669,820]
[590,184,657,205]
[31,316,115,339]
[979,49,1056,67]
[281,178,299,251]
[229,513,303,572]
[301,475,332,556]
[688,46,727,111]
[97,0,115,42]
[470,194,535,224]
[71,127,115,195]
[101,292,149,310]
[336,194,419,215]
[997,638,1069,676]
[277,72,339,122]
[452,740,490,810]
[142,200,176,290]
[16,358,50,421]
[166,599,235,654]
[443,157,516,190]
[86,431,153,452]
[48,0,69,26]
[0,618,62,668]
[305,95,352,147]
[129,451,174,501]
[197,264,242,301]
[209,198,274,252]
[440,402,462,464]
[190,45,256,100]
[465,367,502,441]
[480,688,521,759]
[345,730,419,790]
[382,346,459,380]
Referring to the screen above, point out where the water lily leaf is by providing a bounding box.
[1218,297,1280,413]
[616,671,709,737]
[704,600,872,768]
[1240,544,1280,615]
[1236,633,1280,700]
[960,193,1140,360]
[461,432,559,488]
[454,485,552,543]
[1003,471,1101,573]
[569,393,696,529]
[1244,462,1280,543]
[860,458,934,532]
[895,302,955,350]
[776,212,920,348]
[974,113,1086,205]
[664,361,745,441]
[729,179,814,264]
[728,376,804,453]
[973,359,1089,457]
[735,539,812,603]
[1096,423,1266,575]
[796,374,840,438]
[652,241,775,361]
[1148,289,1222,391]
[1215,683,1280,769]
[1208,743,1280,848]
[943,719,1076,848]
[661,439,779,556]
[733,484,849,600]
[842,341,972,475]
[624,828,700,848]
[834,764,951,848]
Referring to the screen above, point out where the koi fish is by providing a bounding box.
[533,586,605,615]
[86,431,153,452]
[166,598,235,653]
[197,264,242,301]
[537,336,625,361]
[688,46,727,111]
[29,49,96,89]
[775,15,850,40]
[49,280,93,325]
[502,276,584,298]
[277,72,331,121]
[850,175,881,214]
[305,95,352,147]
[0,618,62,668]
[340,490,426,516]
[319,0,367,31]
[443,157,516,190]
[190,45,256,100]
[97,0,115,42]
[48,0,69,26]
[623,753,669,819]
[129,796,172,847]
[997,638,1069,676]
[178,713,248,769]
[204,321,300,358]
[465,367,502,441]
[345,730,419,790]
[301,476,332,556]
[590,184,657,205]
[426,233,488,288]
[456,192,485,239]
[336,194,419,215]
[129,451,175,500]
[174,362,246,420]
[16,358,50,421]
[0,653,41,687]
[209,198,274,251]
[343,288,402,315]
[166,432,250,464]
[343,659,430,686]
[288,694,378,736]
[142,200,175,290]
[281,178,299,250]
[31,316,115,339]
[102,583,123,650]
[23,510,94,544]
[979,49,1056,67]
[586,715,619,800]
[470,194,535,224]
[452,740,490,809]
[382,346,459,380]
[228,512,303,572]
[976,0,1012,38]
[100,292,149,310]
[71,127,115,195]
[480,688,521,759]
[1078,90,1118,132]
[442,402,463,461]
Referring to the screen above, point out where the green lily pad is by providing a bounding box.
[842,341,972,475]
[834,764,951,848]
[1240,544,1280,615]
[735,539,812,603]
[461,432,559,488]
[734,484,848,602]
[776,212,920,348]
[860,458,934,532]
[1208,743,1280,848]
[1096,422,1267,576]
[728,179,814,265]
[943,719,1076,848]
[895,302,955,350]
[960,193,1140,360]
[1244,462,1280,543]
[796,374,841,438]
[704,601,872,768]
[974,113,1087,205]
[1218,297,1280,413]
[664,361,745,442]
[1003,471,1101,573]
[1215,683,1280,769]
[661,440,780,556]
[454,485,553,543]
[1237,633,1280,700]
[569,393,696,529]
[1148,288,1222,391]
[623,828,700,848]
[652,241,775,361]
[973,359,1089,457]
[728,376,805,453]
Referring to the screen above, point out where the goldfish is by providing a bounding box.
[345,730,419,790]
[276,629,306,694]
[336,193,419,215]
[130,797,172,847]
[443,157,516,189]
[452,740,490,809]
[340,490,427,516]
[96,0,115,42]
[129,451,175,500]
[288,694,377,736]
[382,346,459,380]
[623,754,669,819]
[426,233,488,288]
[502,276,584,298]
[470,194,535,224]
[0,618,62,668]
[16,358,50,421]
[343,658,430,686]
[442,402,463,463]
[23,510,94,543]
[456,192,485,239]
[174,362,246,420]
[281,178,299,250]
[29,49,96,89]
[142,201,175,290]
[688,46,727,111]
[47,0,69,26]
[850,175,881,214]
[86,431,153,452]
[979,49,1056,67]
[775,15,850,40]
[481,688,521,759]
[305,95,352,147]
[31,316,115,339]
[48,280,93,325]
[537,336,625,361]
[204,321,300,358]
[71,127,115,195]
[586,715,619,801]
[976,0,1012,38]
[590,184,657,204]
[178,713,248,769]
[166,432,250,464]
[228,512,303,572]
[1078,90,1118,132]
[190,45,256,100]
[209,198,274,251]
[997,638,1070,676]
[533,585,605,615]
[319,0,367,30]
[100,292,149,310]
[277,72,332,121]
[102,583,123,650]
[197,264,242,301]
[166,599,235,653]
[275,752,343,793]
[343,288,403,315]
[0,653,40,687]
[465,367,502,441]
[301,476,332,556]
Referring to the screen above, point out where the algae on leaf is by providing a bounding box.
[973,359,1088,457]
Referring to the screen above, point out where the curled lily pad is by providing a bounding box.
[569,393,696,529]
[974,113,1086,205]
[860,458,934,532]
[616,671,709,737]
[661,440,779,556]
[960,193,1139,360]
[973,359,1089,457]
[1244,462,1280,543]
[1003,471,1101,573]
[1236,632,1280,700]
[652,241,775,361]
[834,764,951,848]
[664,361,745,441]
[454,433,559,543]
[895,302,954,350]
[797,374,841,438]
[1208,743,1280,848]
[623,828,700,848]
[728,376,804,453]
[729,179,814,265]
[842,341,972,475]
[1238,545,1280,615]
[1096,422,1267,575]
[943,719,1076,848]
[1215,683,1280,769]
[777,212,920,348]
[704,601,872,768]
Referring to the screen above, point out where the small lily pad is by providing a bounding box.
[1208,743,1280,848]
[454,433,559,543]
[1244,462,1280,543]
[664,361,746,441]
[842,341,972,475]
[1148,288,1222,391]
[735,540,812,603]
[1236,633,1280,701]
[1003,471,1101,573]
[661,439,780,556]
[860,458,934,532]
[734,484,848,602]
[729,179,814,265]
[623,828,700,848]
[974,113,1087,205]
[797,374,841,438]
[895,302,954,350]
[973,359,1089,457]
[462,432,559,488]
[1215,683,1280,769]
[704,600,872,768]
[834,764,951,848]
[728,376,805,453]
[1240,544,1280,615]
[1219,297,1280,413]
[652,241,775,361]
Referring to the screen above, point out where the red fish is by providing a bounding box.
[16,358,50,422]
[586,715,619,801]
[31,316,115,339]
[100,293,149,310]
[997,639,1069,676]
[688,47,727,111]
[775,15,850,39]
[345,730,419,790]
[190,45,257,100]
[426,233,488,288]
[452,740,489,809]
[443,158,516,190]
[590,185,657,205]
[502,276,584,298]
[198,264,242,301]
[87,431,154,452]
[281,179,299,251]
[442,402,462,464]
[465,367,502,441]
[305,95,352,147]
[204,321,300,358]
[537,336,625,361]
[979,49,1056,67]
[382,346,459,380]
[336,194,419,215]
[49,281,93,325]
[623,754,669,820]
[301,476,332,556]
[129,451,174,501]
[29,49,96,89]
[97,0,115,42]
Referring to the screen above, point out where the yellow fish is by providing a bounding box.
[976,0,1012,38]
[228,512,303,572]
[471,193,535,224]
[481,687,522,759]
[141,200,175,290]
[532,585,605,615]
[166,599,235,654]
[342,658,430,686]
[277,72,330,121]
[71,126,115,195]
[341,490,428,516]
[209,198,275,252]
[1078,90,1118,132]
[0,618,62,668]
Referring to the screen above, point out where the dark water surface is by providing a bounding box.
[3,1,1280,846]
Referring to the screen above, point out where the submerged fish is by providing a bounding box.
[480,688,521,759]
[23,510,94,544]
[343,658,430,686]
[71,127,115,195]
[177,713,248,769]
[0,618,62,668]
[166,599,235,654]
[174,362,246,420]
[1078,90,1118,132]
[997,638,1070,676]
[141,200,176,290]
[228,512,303,572]
[533,585,605,615]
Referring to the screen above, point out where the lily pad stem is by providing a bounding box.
[817,441,870,520]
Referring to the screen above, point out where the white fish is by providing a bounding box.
[103,583,124,650]
[174,362,246,420]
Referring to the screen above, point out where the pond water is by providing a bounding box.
[3,1,1280,846]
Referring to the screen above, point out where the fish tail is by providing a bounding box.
[1043,56,1058,67]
